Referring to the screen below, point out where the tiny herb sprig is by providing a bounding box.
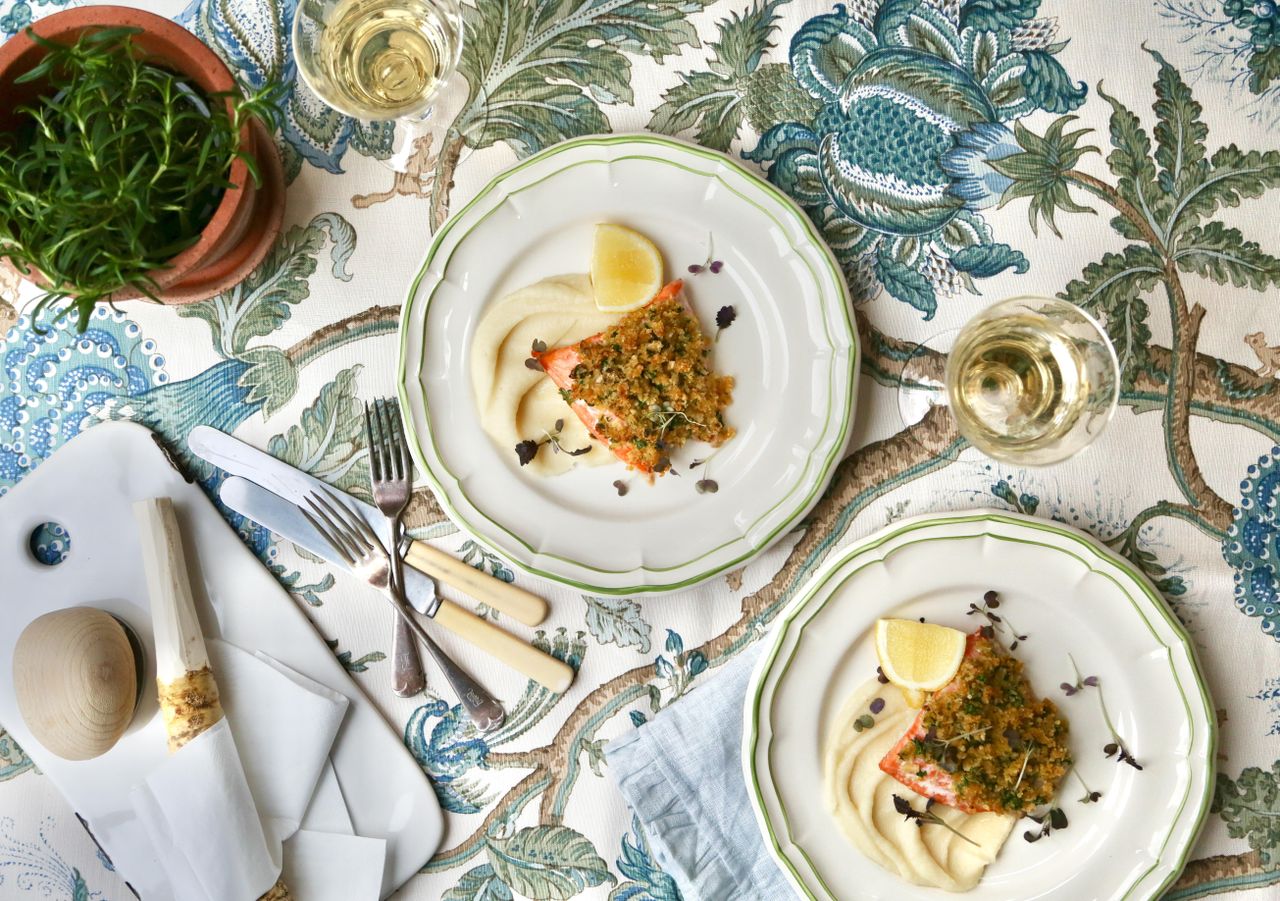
[525,339,547,370]
[892,795,979,846]
[687,233,723,275]
[1097,687,1143,770]
[1023,806,1068,843]
[714,305,736,341]
[0,27,283,331]
[514,419,592,466]
[966,590,1029,649]
[1074,771,1102,804]
[1060,654,1099,696]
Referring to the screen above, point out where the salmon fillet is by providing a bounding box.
[532,279,733,478]
[878,630,1071,816]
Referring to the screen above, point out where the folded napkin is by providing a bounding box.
[606,646,794,901]
[130,640,353,900]
[283,760,388,900]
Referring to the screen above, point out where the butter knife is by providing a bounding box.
[188,425,547,626]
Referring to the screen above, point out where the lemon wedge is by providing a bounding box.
[591,223,663,313]
[875,618,967,694]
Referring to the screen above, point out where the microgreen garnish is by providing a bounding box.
[613,479,629,497]
[1097,687,1143,770]
[1013,743,1035,792]
[714,305,736,341]
[513,418,591,466]
[966,589,1028,649]
[1074,771,1102,804]
[892,795,979,846]
[695,478,719,494]
[649,408,706,434]
[1060,654,1099,696]
[852,714,875,732]
[687,234,723,275]
[870,697,885,715]
[525,339,547,370]
[1023,806,1067,843]
[928,727,990,749]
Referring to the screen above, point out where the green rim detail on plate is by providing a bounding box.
[397,134,858,594]
[745,512,1217,901]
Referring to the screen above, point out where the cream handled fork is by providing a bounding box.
[302,488,507,732]
[365,398,425,698]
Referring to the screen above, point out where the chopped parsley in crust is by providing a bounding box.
[880,631,1072,816]
[534,280,734,475]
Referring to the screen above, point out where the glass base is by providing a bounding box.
[896,328,957,431]
[372,76,485,175]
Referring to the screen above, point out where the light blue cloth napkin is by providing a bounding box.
[606,646,795,901]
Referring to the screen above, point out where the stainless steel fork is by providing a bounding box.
[365,397,425,697]
[301,487,506,732]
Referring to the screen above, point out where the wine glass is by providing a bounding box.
[897,296,1120,466]
[292,0,474,173]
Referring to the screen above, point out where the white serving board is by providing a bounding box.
[0,422,442,898]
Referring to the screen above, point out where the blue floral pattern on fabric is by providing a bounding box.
[1,308,168,495]
[747,1,1081,317]
[1224,447,1280,639]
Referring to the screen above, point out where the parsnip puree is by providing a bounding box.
[823,678,1015,892]
[470,274,614,476]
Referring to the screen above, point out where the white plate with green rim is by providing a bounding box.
[745,509,1215,901]
[398,135,856,594]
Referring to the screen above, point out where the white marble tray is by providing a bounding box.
[0,422,442,898]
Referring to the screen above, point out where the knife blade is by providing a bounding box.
[191,425,551,627]
[220,476,442,617]
[189,425,438,616]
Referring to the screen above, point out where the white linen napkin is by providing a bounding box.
[129,640,352,900]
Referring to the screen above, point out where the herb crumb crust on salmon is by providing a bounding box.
[533,279,735,477]
[880,629,1072,816]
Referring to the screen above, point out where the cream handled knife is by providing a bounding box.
[188,425,548,627]
[219,476,573,693]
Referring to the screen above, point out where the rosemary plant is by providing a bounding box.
[0,26,282,329]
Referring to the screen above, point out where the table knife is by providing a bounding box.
[220,476,573,693]
[188,425,547,626]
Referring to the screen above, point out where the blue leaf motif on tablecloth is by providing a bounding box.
[0,729,33,782]
[405,700,491,813]
[608,815,683,901]
[1224,446,1280,639]
[1158,1,1280,126]
[0,817,105,899]
[747,1,1084,311]
[1,308,168,494]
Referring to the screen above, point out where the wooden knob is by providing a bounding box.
[13,608,139,761]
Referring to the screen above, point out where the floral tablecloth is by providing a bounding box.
[3,0,1280,898]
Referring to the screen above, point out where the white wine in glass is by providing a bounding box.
[293,0,468,171]
[900,297,1119,466]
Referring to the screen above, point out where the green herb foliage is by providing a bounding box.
[0,27,283,330]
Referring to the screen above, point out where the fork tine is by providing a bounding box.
[306,492,368,561]
[388,398,406,482]
[371,396,389,481]
[364,401,383,484]
[377,398,401,482]
[314,486,385,551]
[300,502,358,566]
[386,397,414,480]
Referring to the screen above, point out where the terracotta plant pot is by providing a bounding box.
[0,5,285,306]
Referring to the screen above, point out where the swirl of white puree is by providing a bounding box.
[470,274,617,477]
[823,677,1016,892]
